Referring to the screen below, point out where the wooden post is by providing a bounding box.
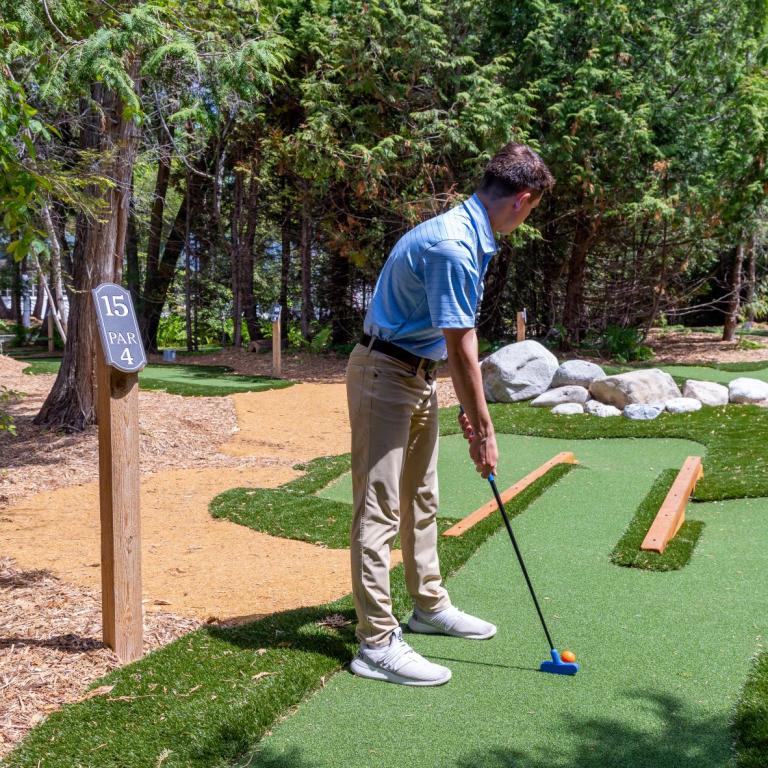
[516,310,526,342]
[271,303,282,378]
[92,283,146,663]
[96,355,143,661]
[47,312,54,353]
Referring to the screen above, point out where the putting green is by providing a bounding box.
[658,364,768,384]
[319,434,700,521]
[251,434,768,768]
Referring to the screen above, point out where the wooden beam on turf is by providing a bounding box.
[442,452,578,537]
[640,456,704,554]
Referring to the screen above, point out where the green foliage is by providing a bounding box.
[600,325,654,363]
[156,314,187,348]
[0,386,18,434]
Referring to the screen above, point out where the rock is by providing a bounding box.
[551,403,584,415]
[552,360,606,388]
[589,369,681,408]
[623,403,664,420]
[530,386,589,407]
[729,377,768,404]
[682,379,729,407]
[584,400,622,417]
[665,397,703,414]
[481,340,559,403]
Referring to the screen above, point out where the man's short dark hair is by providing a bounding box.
[478,142,555,199]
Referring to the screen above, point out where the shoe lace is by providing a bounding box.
[376,629,417,671]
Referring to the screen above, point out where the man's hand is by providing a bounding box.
[458,408,498,478]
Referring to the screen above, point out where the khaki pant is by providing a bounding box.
[346,343,450,646]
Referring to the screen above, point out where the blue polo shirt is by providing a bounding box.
[363,193,498,361]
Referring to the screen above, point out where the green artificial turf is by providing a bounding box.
[8,405,768,768]
[734,652,768,768]
[441,402,768,502]
[254,442,768,768]
[610,468,705,571]
[3,451,572,768]
[19,358,292,396]
[657,364,768,384]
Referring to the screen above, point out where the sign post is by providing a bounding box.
[271,303,282,378]
[516,309,527,342]
[92,283,147,663]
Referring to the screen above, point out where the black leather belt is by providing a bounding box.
[360,333,440,375]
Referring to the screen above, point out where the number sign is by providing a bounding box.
[92,283,147,373]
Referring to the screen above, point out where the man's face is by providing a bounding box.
[496,190,542,234]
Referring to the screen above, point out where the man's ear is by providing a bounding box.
[515,191,531,210]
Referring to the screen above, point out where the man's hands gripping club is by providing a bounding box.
[443,328,498,479]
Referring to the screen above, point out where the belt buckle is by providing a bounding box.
[416,357,436,381]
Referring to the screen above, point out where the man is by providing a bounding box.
[346,142,555,686]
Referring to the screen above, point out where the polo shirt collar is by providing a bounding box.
[463,193,498,256]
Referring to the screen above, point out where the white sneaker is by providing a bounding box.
[350,628,452,686]
[408,605,497,640]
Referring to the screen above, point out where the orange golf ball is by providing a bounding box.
[561,650,576,663]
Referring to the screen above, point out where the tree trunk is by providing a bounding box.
[241,159,260,342]
[230,156,244,348]
[300,180,313,340]
[327,250,351,345]
[562,211,598,347]
[745,235,757,325]
[35,71,140,432]
[41,202,68,333]
[722,241,745,341]
[139,127,174,350]
[280,215,292,343]
[32,271,45,320]
[126,178,141,306]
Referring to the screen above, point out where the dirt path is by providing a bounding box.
[1,383,375,623]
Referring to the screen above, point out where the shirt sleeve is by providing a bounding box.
[422,240,480,329]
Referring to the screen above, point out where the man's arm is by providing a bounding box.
[443,327,498,478]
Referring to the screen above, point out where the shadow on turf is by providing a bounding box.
[245,691,729,768]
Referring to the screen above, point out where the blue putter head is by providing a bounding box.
[540,649,579,676]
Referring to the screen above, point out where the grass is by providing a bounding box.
[609,468,705,571]
[2,456,574,768]
[210,455,356,549]
[442,402,768,502]
[18,358,292,397]
[7,398,768,766]
[733,652,768,768]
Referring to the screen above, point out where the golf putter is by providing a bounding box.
[459,405,579,675]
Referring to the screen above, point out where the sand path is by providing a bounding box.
[1,382,399,623]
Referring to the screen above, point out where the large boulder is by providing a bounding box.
[552,360,606,388]
[589,369,681,409]
[481,340,558,403]
[729,377,768,404]
[665,397,702,414]
[682,379,729,407]
[531,385,589,407]
[585,399,622,417]
[552,403,584,416]
[623,403,664,421]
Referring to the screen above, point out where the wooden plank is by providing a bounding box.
[516,311,526,341]
[640,456,704,554]
[443,452,578,537]
[97,354,144,662]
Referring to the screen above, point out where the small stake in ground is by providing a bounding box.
[271,303,282,378]
[92,283,147,663]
